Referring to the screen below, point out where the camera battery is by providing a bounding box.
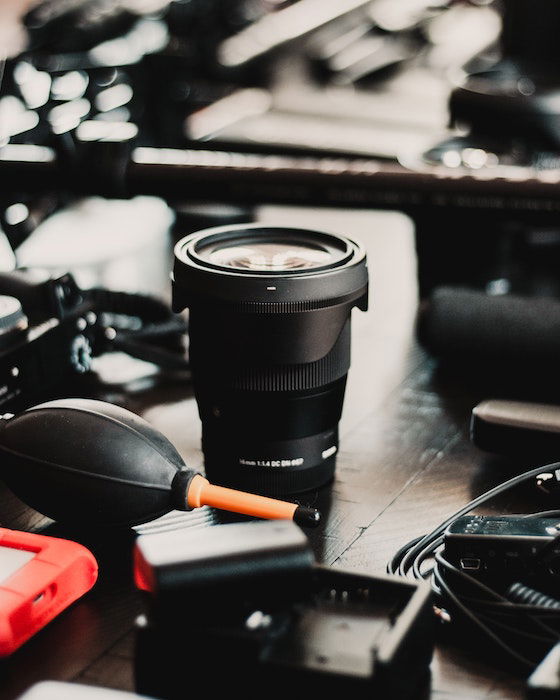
[134,519,315,603]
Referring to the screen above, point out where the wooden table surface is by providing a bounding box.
[0,0,551,696]
[0,200,542,699]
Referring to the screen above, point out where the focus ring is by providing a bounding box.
[180,289,366,314]
[192,321,351,392]
[236,299,344,313]
[230,323,350,391]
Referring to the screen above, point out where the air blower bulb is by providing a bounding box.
[0,399,320,528]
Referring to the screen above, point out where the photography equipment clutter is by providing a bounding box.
[133,519,434,699]
[387,461,560,674]
[171,223,368,495]
[0,398,320,528]
[0,267,188,413]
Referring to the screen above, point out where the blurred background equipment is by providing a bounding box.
[5,0,560,436]
[417,287,560,393]
[2,0,560,302]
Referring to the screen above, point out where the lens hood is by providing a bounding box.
[172,223,368,310]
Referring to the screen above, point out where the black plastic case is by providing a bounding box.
[133,520,434,699]
[471,399,560,461]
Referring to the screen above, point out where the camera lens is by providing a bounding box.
[172,224,368,495]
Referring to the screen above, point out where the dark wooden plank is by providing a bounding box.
[332,377,536,699]
[78,648,135,691]
[306,353,462,564]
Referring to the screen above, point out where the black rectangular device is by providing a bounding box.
[444,515,560,581]
[133,520,435,699]
[471,400,560,462]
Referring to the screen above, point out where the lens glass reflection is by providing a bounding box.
[200,241,333,271]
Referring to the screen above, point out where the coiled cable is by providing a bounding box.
[507,582,560,610]
[86,287,189,373]
[387,462,560,671]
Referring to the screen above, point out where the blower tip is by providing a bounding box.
[293,505,321,528]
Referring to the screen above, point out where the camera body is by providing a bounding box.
[0,269,99,414]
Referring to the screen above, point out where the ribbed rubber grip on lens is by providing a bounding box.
[230,324,350,391]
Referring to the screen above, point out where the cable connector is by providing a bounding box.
[536,470,560,493]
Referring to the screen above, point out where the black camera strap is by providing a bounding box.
[85,287,189,373]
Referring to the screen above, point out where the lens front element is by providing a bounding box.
[195,234,346,272]
[201,241,332,271]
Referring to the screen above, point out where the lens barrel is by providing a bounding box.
[172,224,368,495]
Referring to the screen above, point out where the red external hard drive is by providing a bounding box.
[0,528,98,655]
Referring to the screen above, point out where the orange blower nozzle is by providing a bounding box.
[185,474,320,527]
[0,398,321,528]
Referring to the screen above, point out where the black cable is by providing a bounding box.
[85,287,190,372]
[507,582,560,609]
[387,461,560,672]
[388,463,560,576]
[431,563,537,668]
